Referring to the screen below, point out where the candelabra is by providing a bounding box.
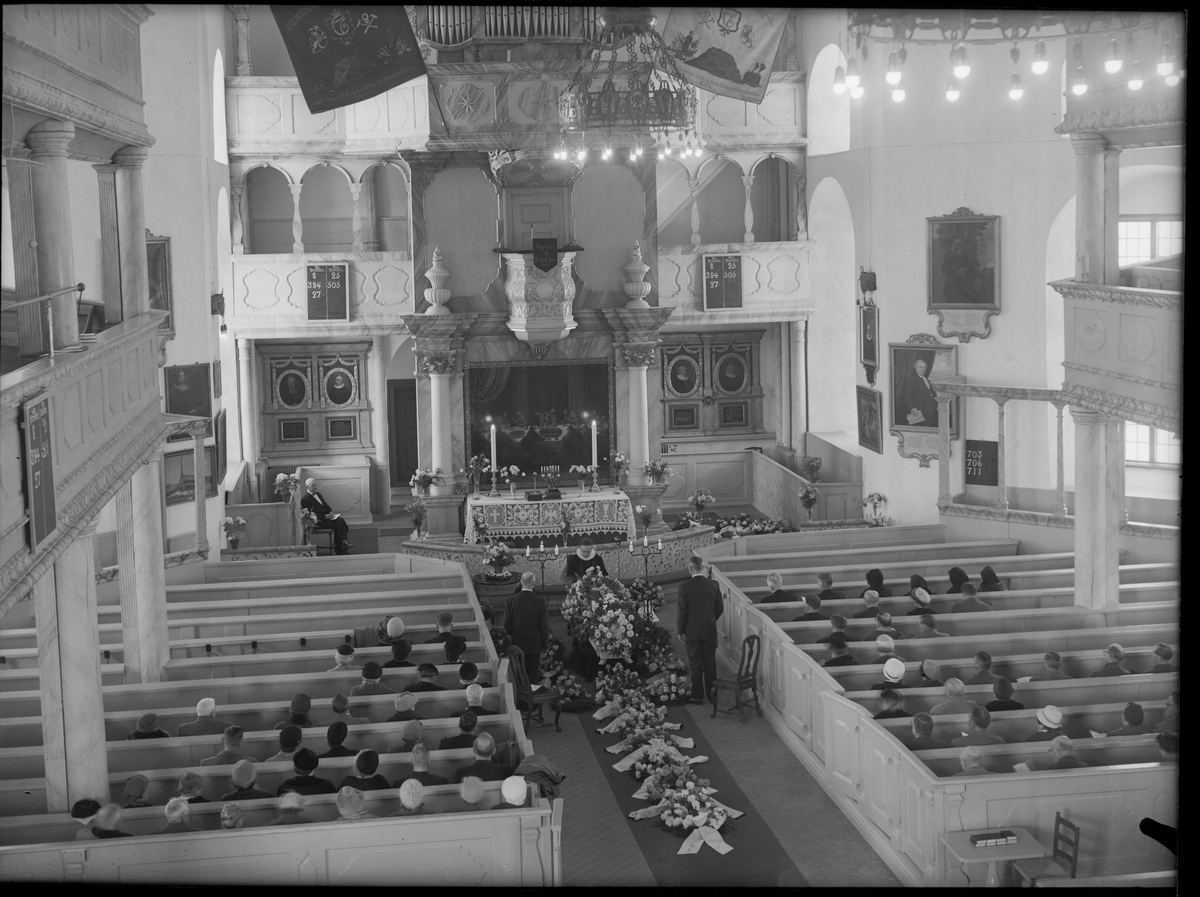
[525,540,562,595]
[488,466,500,498]
[628,537,664,585]
[590,467,601,493]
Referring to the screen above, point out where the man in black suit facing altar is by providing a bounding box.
[301,478,351,554]
[677,556,724,705]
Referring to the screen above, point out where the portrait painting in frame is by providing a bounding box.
[163,447,217,506]
[889,341,958,436]
[927,208,1000,341]
[856,386,883,454]
[146,232,174,331]
[165,364,213,420]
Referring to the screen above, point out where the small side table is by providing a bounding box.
[941,827,1046,887]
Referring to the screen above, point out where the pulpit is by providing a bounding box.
[499,249,580,349]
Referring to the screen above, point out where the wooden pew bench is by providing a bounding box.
[1033,870,1177,887]
[915,734,1167,776]
[135,571,467,606]
[711,539,1023,574]
[0,663,125,693]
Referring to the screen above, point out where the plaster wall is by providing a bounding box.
[426,167,500,306]
[573,164,644,293]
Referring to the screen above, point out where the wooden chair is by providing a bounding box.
[307,529,334,554]
[507,646,561,732]
[1014,812,1081,887]
[710,634,763,723]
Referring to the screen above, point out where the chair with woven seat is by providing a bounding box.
[507,646,562,732]
[1014,812,1081,886]
[710,634,763,723]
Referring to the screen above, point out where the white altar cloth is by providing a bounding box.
[465,489,636,544]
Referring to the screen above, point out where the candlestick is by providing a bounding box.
[540,540,544,551]
[658,539,662,550]
[554,545,559,556]
[526,546,530,557]
[591,419,598,469]
[643,536,648,547]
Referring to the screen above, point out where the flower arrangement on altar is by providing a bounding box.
[593,660,642,704]
[462,454,489,491]
[470,507,489,542]
[634,503,653,530]
[299,508,319,542]
[499,464,522,485]
[798,484,820,521]
[611,452,628,477]
[274,472,299,501]
[862,492,892,527]
[643,459,676,484]
[660,780,729,834]
[687,487,716,515]
[222,516,247,539]
[713,513,796,539]
[410,467,444,490]
[404,499,427,537]
[482,540,516,581]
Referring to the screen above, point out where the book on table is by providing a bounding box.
[969,830,1018,847]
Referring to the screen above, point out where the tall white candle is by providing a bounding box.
[490,424,498,475]
[591,419,598,468]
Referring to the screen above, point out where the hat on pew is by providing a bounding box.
[387,617,405,638]
[335,786,365,817]
[290,694,312,714]
[417,662,439,678]
[293,747,320,771]
[279,726,303,751]
[135,712,160,734]
[912,588,932,606]
[883,658,905,683]
[1037,705,1063,730]
[399,778,425,811]
[362,661,383,679]
[501,776,528,807]
[460,776,484,806]
[232,760,257,787]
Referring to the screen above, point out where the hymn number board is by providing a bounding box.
[965,439,999,486]
[702,254,743,310]
[307,263,349,321]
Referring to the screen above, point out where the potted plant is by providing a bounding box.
[798,484,820,523]
[473,539,518,599]
[222,516,247,549]
[409,467,444,496]
[801,455,823,483]
[299,508,319,544]
[643,459,676,485]
[405,498,427,540]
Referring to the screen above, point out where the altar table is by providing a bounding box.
[465,489,636,544]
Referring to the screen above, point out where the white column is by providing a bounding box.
[349,183,364,252]
[1071,133,1120,285]
[232,4,253,75]
[25,120,80,350]
[370,335,391,515]
[994,399,1009,509]
[93,162,123,324]
[1070,408,1117,609]
[792,318,806,452]
[230,182,246,254]
[1108,418,1128,525]
[688,175,701,246]
[936,395,953,504]
[1053,402,1068,516]
[628,365,650,482]
[779,322,792,453]
[116,468,169,684]
[289,183,304,253]
[37,526,109,811]
[425,353,455,495]
[238,338,260,499]
[742,175,755,242]
[193,431,210,554]
[113,146,151,320]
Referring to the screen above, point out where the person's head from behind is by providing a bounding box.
[395,693,418,714]
[501,775,528,807]
[460,662,479,686]
[279,791,305,813]
[1049,735,1074,761]
[417,662,439,681]
[231,759,257,789]
[402,720,423,746]
[473,731,496,760]
[958,745,982,772]
[992,677,1014,701]
[919,614,938,633]
[921,658,941,682]
[436,612,454,633]
[912,712,935,738]
[875,634,895,655]
[876,611,894,629]
[164,797,190,825]
[465,683,485,707]
[688,556,705,575]
[93,803,123,832]
[1153,643,1174,664]
[177,772,203,799]
[1104,643,1126,665]
[458,711,478,735]
[445,636,468,664]
[980,565,1000,585]
[807,594,823,612]
[327,721,348,748]
[331,693,352,716]
[220,802,243,830]
[818,573,833,590]
[1044,650,1063,671]
[520,571,536,590]
[866,568,885,590]
[222,725,244,751]
[289,693,311,719]
[909,573,929,592]
[974,651,992,672]
[196,697,217,718]
[880,688,903,712]
[460,776,485,807]
[361,661,383,683]
[354,749,380,777]
[123,774,149,804]
[1123,702,1145,727]
[386,616,405,638]
[948,567,969,589]
[967,706,991,733]
[863,590,880,609]
[827,634,850,657]
[1164,691,1179,720]
[960,583,978,598]
[333,644,355,666]
[391,639,413,663]
[399,778,425,811]
[411,742,431,772]
[830,614,847,632]
[1156,731,1178,760]
[767,572,783,592]
[944,678,965,699]
[292,747,319,776]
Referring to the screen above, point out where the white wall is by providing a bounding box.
[425,167,500,304]
[573,163,645,293]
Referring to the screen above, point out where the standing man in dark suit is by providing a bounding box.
[677,556,724,704]
[505,572,549,686]
[301,478,352,554]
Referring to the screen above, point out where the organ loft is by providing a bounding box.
[0,5,1180,886]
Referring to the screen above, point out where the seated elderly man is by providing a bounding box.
[1150,643,1179,674]
[386,693,426,722]
[1047,735,1087,770]
[351,662,395,697]
[965,651,999,686]
[439,711,479,750]
[813,572,846,602]
[277,748,338,796]
[1107,702,1150,736]
[266,791,311,826]
[406,663,446,692]
[87,804,132,839]
[339,750,391,792]
[389,779,428,816]
[393,742,449,788]
[853,590,883,619]
[221,760,274,802]
[909,712,950,750]
[386,720,425,755]
[152,797,201,835]
[1026,705,1064,742]
[952,745,992,777]
[1090,643,1132,677]
[873,611,905,640]
[275,693,316,729]
[822,634,859,668]
[905,587,936,617]
[912,614,950,639]
[454,732,514,783]
[127,712,170,740]
[985,677,1024,713]
[455,683,498,717]
[918,658,944,688]
[459,662,492,689]
[178,698,233,737]
[320,693,371,727]
[951,706,1005,746]
[425,612,457,644]
[320,721,356,758]
[816,615,850,644]
[300,477,351,554]
[265,725,304,762]
[201,725,259,766]
[874,689,910,720]
[176,772,209,804]
[759,572,800,604]
[869,658,909,692]
[328,643,361,673]
[1155,692,1179,734]
[334,787,377,823]
[949,583,993,614]
[1030,651,1072,681]
[874,634,905,663]
[384,639,415,669]
[929,679,978,716]
[792,593,827,622]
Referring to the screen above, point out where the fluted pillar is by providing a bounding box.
[1053,402,1068,516]
[232,4,253,75]
[349,183,364,252]
[424,358,455,493]
[1071,408,1118,609]
[370,335,391,515]
[688,175,701,246]
[936,395,954,504]
[37,526,109,812]
[230,182,246,254]
[25,120,80,350]
[994,399,1009,509]
[7,155,48,358]
[113,146,152,321]
[1071,133,1120,285]
[193,432,210,554]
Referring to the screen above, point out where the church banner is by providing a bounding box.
[270,6,426,114]
[661,7,789,105]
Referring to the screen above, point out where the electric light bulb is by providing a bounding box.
[577,148,588,161]
[1165,71,1181,87]
[1104,38,1123,74]
[890,88,905,102]
[833,65,847,95]
[1156,42,1173,77]
[953,45,970,79]
[945,77,960,101]
[886,51,902,86]
[1008,72,1024,100]
[1072,67,1088,96]
[1031,41,1049,75]
[1127,60,1144,90]
[845,58,861,89]
[849,84,864,99]
[693,146,703,158]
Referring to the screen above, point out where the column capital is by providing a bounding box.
[1069,406,1107,425]
[617,342,657,369]
[112,145,151,168]
[289,183,304,197]
[1070,132,1113,155]
[420,349,458,375]
[25,120,75,156]
[237,337,254,350]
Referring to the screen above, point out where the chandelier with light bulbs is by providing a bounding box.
[829,10,1183,105]
[555,6,705,164]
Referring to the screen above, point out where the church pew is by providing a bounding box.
[711,539,1022,574]
[0,714,521,778]
[783,601,1177,646]
[915,734,1166,777]
[1,687,506,748]
[0,779,521,845]
[0,663,125,694]
[161,641,489,681]
[1033,871,1177,887]
[842,673,1178,714]
[705,523,951,556]
[799,622,1178,665]
[187,552,454,583]
[873,699,1169,746]
[0,663,495,718]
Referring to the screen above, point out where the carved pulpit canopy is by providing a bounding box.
[500,250,579,349]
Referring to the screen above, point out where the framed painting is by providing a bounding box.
[146,232,173,331]
[856,386,883,454]
[719,402,748,428]
[279,419,309,442]
[858,301,879,385]
[889,336,960,467]
[163,447,217,506]
[215,410,227,484]
[165,364,213,420]
[668,405,699,430]
[927,208,1000,341]
[326,417,357,440]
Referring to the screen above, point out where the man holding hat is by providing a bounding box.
[127,712,170,740]
[1026,705,1064,742]
[277,747,337,796]
[178,697,233,737]
[221,760,274,801]
[201,725,259,766]
[439,711,480,750]
[275,693,315,729]
[351,661,394,696]
[301,477,351,554]
[406,663,446,692]
[328,644,361,672]
[870,658,909,691]
[265,725,304,762]
[386,693,426,722]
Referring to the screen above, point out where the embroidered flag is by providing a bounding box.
[661,7,789,104]
[271,6,426,114]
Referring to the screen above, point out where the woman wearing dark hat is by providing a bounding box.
[266,725,304,762]
[857,568,892,601]
[978,565,1006,592]
[563,538,607,584]
[946,566,970,594]
[127,712,170,739]
[907,574,936,598]
[275,693,315,729]
[123,774,153,808]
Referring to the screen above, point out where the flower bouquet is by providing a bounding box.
[299,508,319,544]
[404,499,427,539]
[560,568,635,645]
[482,540,516,582]
[660,780,729,834]
[646,670,692,706]
[409,467,444,494]
[628,578,665,617]
[801,455,823,483]
[569,464,595,493]
[470,507,490,543]
[463,454,489,494]
[687,487,716,516]
[713,512,796,539]
[643,459,676,485]
[862,492,891,526]
[274,472,299,501]
[634,503,653,532]
[550,667,593,712]
[632,738,686,782]
[611,452,628,480]
[593,661,642,705]
[501,464,523,497]
[608,696,667,736]
[222,516,247,549]
[798,484,820,522]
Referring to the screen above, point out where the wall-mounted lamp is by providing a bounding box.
[211,292,227,332]
[859,268,877,295]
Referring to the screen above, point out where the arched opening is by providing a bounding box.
[361,162,410,252]
[212,49,228,166]
[807,44,850,156]
[298,164,353,252]
[573,163,644,293]
[244,165,292,254]
[696,158,745,244]
[749,156,795,242]
[806,177,856,434]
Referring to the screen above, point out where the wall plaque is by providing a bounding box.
[327,417,356,440]
[702,254,743,309]
[532,237,558,272]
[280,420,308,442]
[22,396,56,551]
[307,263,349,321]
[965,439,999,486]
